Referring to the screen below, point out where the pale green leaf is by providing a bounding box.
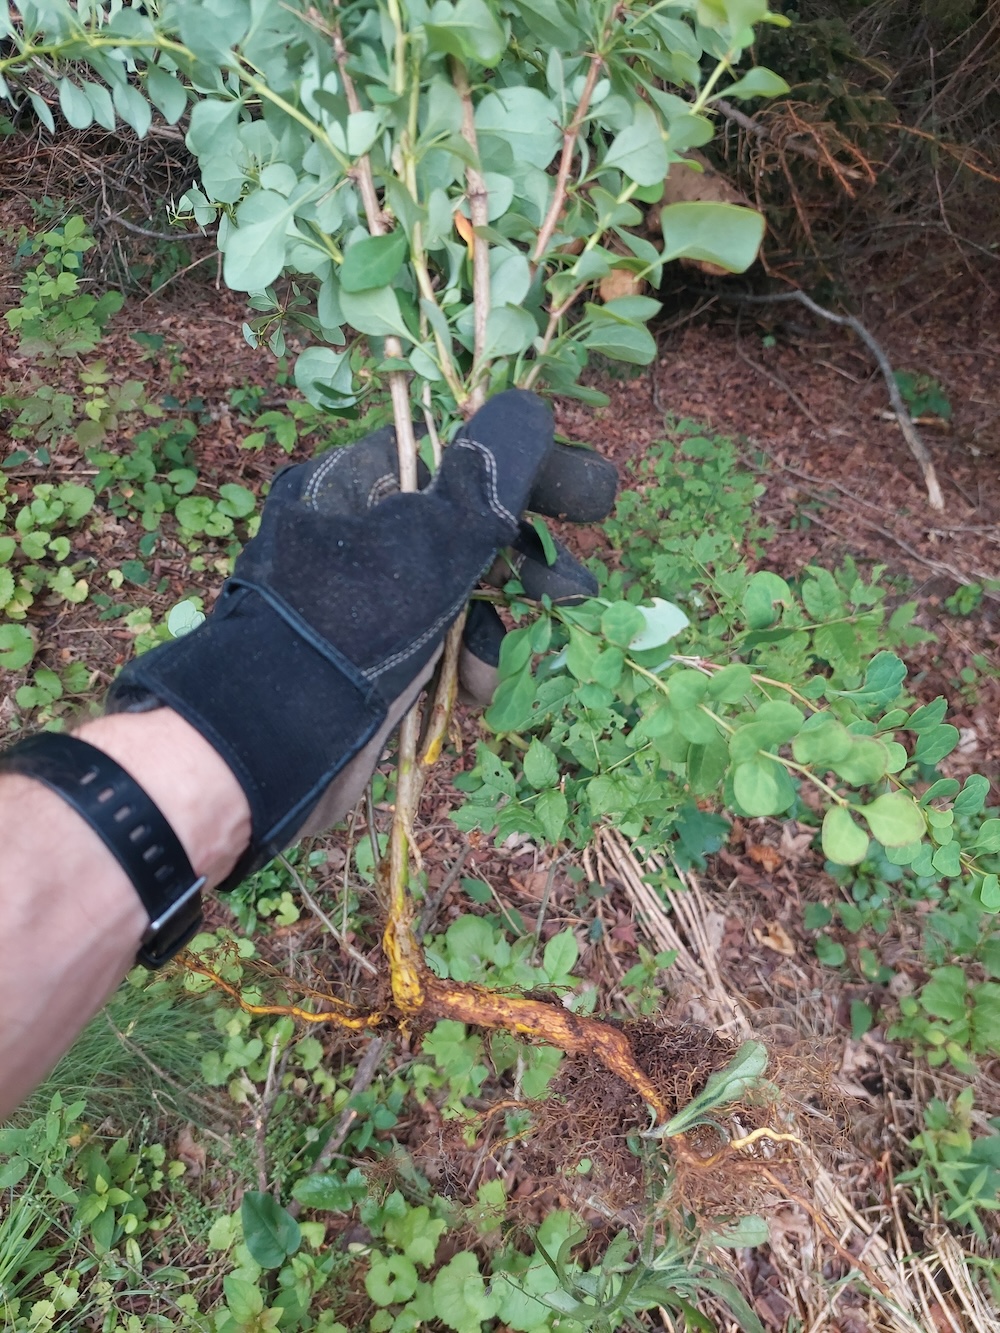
[339,285,412,340]
[475,87,561,169]
[27,91,55,134]
[732,758,795,816]
[862,792,926,847]
[431,1250,498,1333]
[145,63,187,124]
[222,191,295,291]
[0,624,35,670]
[482,305,537,360]
[58,79,93,130]
[294,346,355,409]
[424,0,507,65]
[113,81,152,138]
[660,201,765,273]
[628,598,689,651]
[166,600,206,639]
[722,66,790,100]
[83,81,116,131]
[821,807,870,866]
[604,101,668,186]
[340,231,408,292]
[582,317,657,365]
[543,929,578,982]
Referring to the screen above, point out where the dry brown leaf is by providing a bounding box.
[509,870,549,900]
[778,824,815,860]
[748,842,783,873]
[753,921,796,956]
[598,268,645,302]
[658,149,751,210]
[175,1125,207,1177]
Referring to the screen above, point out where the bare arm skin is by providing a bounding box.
[0,709,250,1120]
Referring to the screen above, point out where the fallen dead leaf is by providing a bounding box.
[598,268,645,302]
[509,870,549,899]
[753,921,796,956]
[175,1124,207,1177]
[748,842,783,874]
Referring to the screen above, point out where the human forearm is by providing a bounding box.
[0,709,250,1119]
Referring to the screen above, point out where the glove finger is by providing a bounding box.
[459,600,506,706]
[528,442,618,522]
[487,520,599,603]
[271,423,431,515]
[438,389,553,540]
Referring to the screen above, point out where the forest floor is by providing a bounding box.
[3,178,1000,1331]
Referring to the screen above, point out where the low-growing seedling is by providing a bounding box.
[898,1089,1000,1240]
[4,215,123,357]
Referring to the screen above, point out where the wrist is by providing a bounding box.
[76,708,252,890]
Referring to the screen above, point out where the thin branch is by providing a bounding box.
[278,852,379,976]
[531,53,604,269]
[415,844,472,941]
[728,289,945,511]
[286,1038,385,1219]
[452,59,490,411]
[102,212,203,242]
[520,283,587,390]
[332,20,417,490]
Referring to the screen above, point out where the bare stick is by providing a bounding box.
[729,289,945,510]
[531,53,603,270]
[332,22,417,490]
[415,844,471,941]
[278,852,379,977]
[286,1037,385,1219]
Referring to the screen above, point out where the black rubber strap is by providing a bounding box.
[0,732,205,968]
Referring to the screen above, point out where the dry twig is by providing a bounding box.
[729,289,945,510]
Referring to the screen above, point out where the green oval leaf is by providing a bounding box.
[604,101,668,186]
[722,66,790,100]
[660,201,765,274]
[240,1191,301,1270]
[58,79,94,130]
[340,231,409,293]
[732,758,795,816]
[862,792,926,847]
[821,806,870,866]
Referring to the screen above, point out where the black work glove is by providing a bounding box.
[107,389,616,885]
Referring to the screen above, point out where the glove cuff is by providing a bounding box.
[107,584,387,882]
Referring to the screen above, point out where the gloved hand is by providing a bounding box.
[107,389,616,886]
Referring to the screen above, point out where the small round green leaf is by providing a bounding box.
[628,598,689,651]
[732,759,795,816]
[600,600,646,648]
[821,807,869,866]
[861,792,925,847]
[0,624,36,671]
[166,600,206,639]
[366,1253,418,1307]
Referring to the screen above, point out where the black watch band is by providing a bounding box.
[0,732,205,968]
